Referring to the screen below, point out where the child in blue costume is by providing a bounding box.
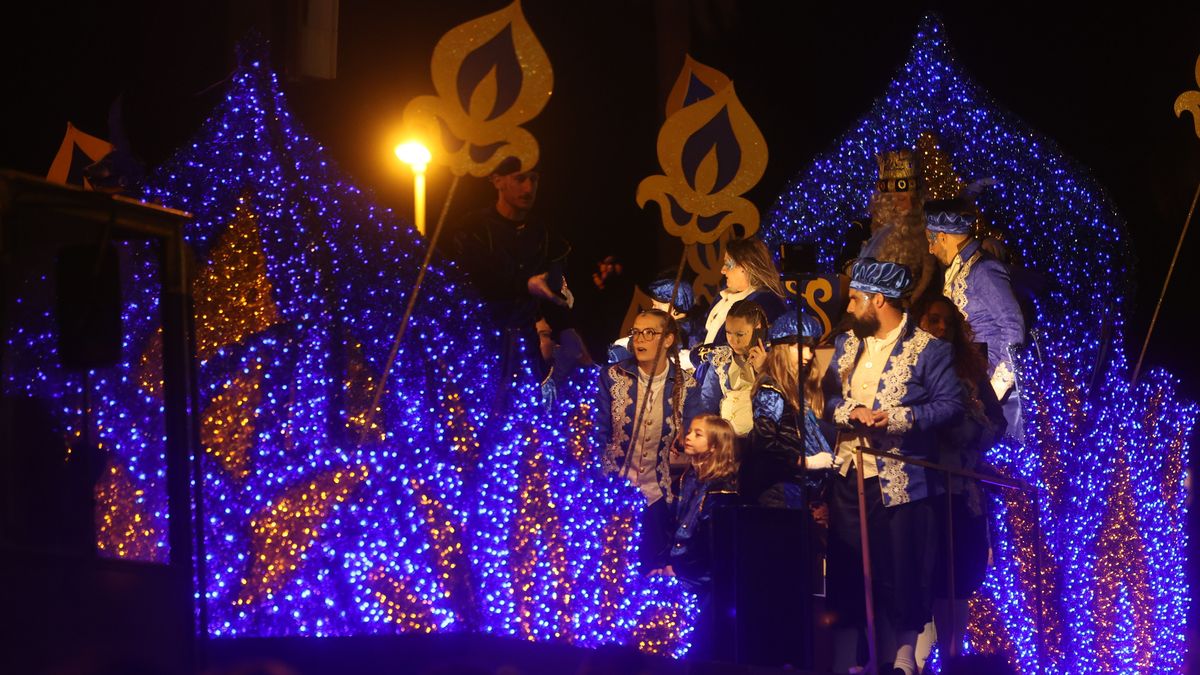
[696,300,770,436]
[744,312,836,508]
[666,413,738,659]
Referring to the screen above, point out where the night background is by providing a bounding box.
[3,1,1200,669]
[5,2,1200,391]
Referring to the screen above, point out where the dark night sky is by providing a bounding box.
[4,1,1200,398]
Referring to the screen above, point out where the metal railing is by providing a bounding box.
[849,442,1042,673]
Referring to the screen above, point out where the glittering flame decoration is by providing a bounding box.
[193,204,282,360]
[237,465,369,606]
[1174,54,1200,138]
[509,450,574,641]
[403,0,553,176]
[200,368,264,481]
[637,56,768,306]
[364,565,443,633]
[410,478,476,623]
[637,59,768,245]
[664,54,731,118]
[343,340,387,443]
[96,462,161,560]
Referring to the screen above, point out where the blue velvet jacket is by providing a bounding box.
[752,380,833,455]
[695,345,738,415]
[669,469,738,590]
[946,239,1025,396]
[822,322,963,506]
[594,358,701,503]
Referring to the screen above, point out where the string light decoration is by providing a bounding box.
[0,38,695,652]
[470,365,697,656]
[103,39,689,651]
[764,15,1128,384]
[764,15,1195,672]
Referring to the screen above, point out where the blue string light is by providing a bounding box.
[762,15,1194,672]
[121,40,691,652]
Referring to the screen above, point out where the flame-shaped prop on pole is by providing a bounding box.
[1133,53,1200,384]
[362,1,554,445]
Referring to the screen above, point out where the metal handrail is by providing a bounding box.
[849,442,1044,673]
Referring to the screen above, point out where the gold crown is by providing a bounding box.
[875,149,917,193]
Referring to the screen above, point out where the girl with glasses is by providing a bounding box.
[595,309,702,574]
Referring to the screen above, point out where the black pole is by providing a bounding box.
[160,218,205,670]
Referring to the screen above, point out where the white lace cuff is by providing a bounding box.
[886,407,913,434]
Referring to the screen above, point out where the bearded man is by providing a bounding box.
[821,258,963,675]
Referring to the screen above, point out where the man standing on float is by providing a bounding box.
[823,258,963,675]
[925,198,1026,437]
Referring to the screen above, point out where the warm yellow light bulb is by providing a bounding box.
[394,141,432,171]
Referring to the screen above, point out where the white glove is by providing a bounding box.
[804,452,835,470]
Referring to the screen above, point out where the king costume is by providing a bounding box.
[926,203,1026,433]
[822,258,963,670]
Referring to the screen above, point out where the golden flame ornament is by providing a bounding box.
[403,0,553,177]
[637,57,768,306]
[237,465,369,606]
[637,63,768,245]
[1174,54,1200,138]
[192,203,283,360]
[200,368,264,481]
[664,55,732,118]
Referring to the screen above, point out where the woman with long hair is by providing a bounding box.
[594,308,701,574]
[697,299,770,436]
[913,295,1005,666]
[700,237,787,348]
[744,313,836,508]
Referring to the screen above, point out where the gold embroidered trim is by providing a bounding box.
[874,327,933,505]
[604,365,633,473]
[949,250,982,323]
[834,335,864,427]
[877,328,932,412]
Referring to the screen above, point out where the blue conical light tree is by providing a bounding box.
[764,15,1194,673]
